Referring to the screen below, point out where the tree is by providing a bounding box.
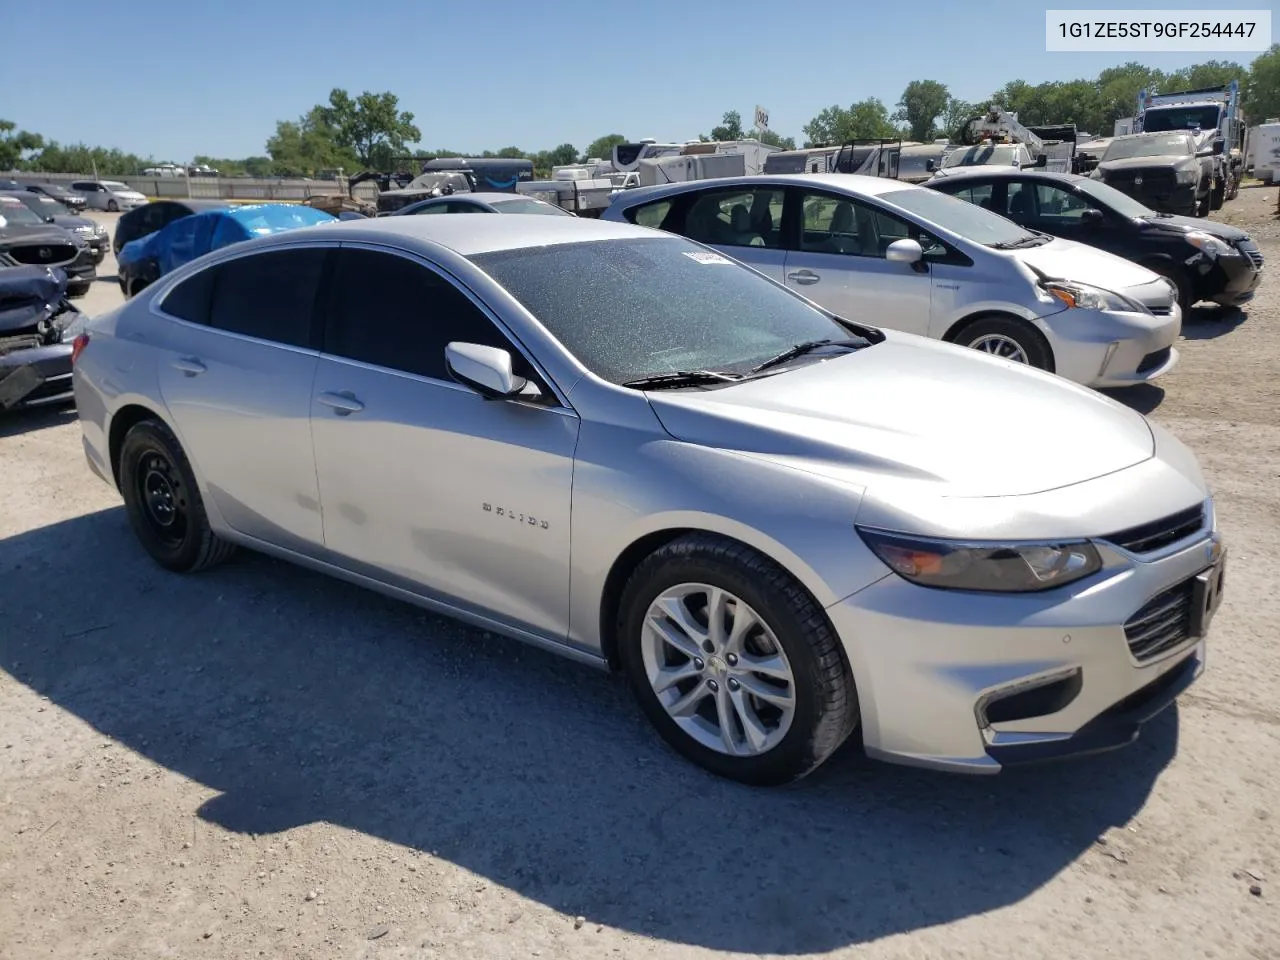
[25,142,147,176]
[266,106,359,177]
[0,120,44,170]
[1166,60,1248,94]
[894,80,950,141]
[1248,44,1280,120]
[803,98,897,146]
[705,110,746,142]
[318,88,421,168]
[583,134,626,161]
[939,97,976,140]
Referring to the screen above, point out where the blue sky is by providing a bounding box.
[3,0,1272,162]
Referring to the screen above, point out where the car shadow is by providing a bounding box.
[0,403,76,437]
[1181,305,1247,339]
[1101,382,1165,414]
[0,508,1179,953]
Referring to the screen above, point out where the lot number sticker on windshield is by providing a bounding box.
[683,250,732,264]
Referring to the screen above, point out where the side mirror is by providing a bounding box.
[1080,208,1105,226]
[885,238,924,265]
[1212,138,1225,155]
[926,159,936,172]
[1035,153,1049,168]
[445,342,539,400]
[45,215,56,223]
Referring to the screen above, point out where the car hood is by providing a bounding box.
[0,224,79,244]
[1137,213,1249,242]
[1008,236,1161,292]
[111,190,147,200]
[1098,155,1198,173]
[644,334,1155,498]
[50,215,97,232]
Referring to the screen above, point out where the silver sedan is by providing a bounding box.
[71,216,1224,784]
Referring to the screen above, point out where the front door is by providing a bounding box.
[153,246,329,551]
[309,245,580,639]
[784,188,934,335]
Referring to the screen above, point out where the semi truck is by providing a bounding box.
[1135,81,1246,208]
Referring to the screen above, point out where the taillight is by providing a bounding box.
[71,332,90,364]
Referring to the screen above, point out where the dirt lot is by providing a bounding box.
[2,194,1279,960]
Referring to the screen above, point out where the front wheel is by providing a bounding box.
[118,419,236,573]
[617,535,859,785]
[954,315,1053,371]
[107,199,119,212]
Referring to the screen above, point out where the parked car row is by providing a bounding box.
[68,196,1229,785]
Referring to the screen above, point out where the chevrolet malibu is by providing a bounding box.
[71,216,1224,784]
[604,174,1183,388]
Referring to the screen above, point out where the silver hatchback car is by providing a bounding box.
[72,216,1224,784]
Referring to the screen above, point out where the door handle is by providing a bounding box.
[170,357,206,376]
[787,270,820,285]
[316,391,364,416]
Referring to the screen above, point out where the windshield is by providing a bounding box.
[942,144,1021,168]
[1141,104,1221,133]
[491,198,571,216]
[1073,178,1154,218]
[28,195,66,215]
[1103,135,1194,160]
[0,200,44,225]
[470,237,861,384]
[878,187,1038,246]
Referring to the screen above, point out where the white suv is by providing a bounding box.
[602,173,1181,388]
[69,179,148,212]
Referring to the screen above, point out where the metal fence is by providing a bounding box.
[2,170,380,202]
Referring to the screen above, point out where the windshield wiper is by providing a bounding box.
[621,370,743,390]
[749,337,869,374]
[990,234,1050,250]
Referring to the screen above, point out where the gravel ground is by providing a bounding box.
[2,193,1278,960]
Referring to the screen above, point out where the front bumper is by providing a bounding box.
[1038,302,1181,388]
[1203,247,1264,308]
[0,342,75,410]
[827,514,1221,774]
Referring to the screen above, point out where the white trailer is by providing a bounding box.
[638,152,745,187]
[516,167,614,217]
[1246,121,1280,183]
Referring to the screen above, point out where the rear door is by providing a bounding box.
[781,187,934,335]
[153,245,330,552]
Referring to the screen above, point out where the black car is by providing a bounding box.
[20,180,89,214]
[1,190,109,263]
[112,198,230,256]
[0,194,96,297]
[926,167,1263,311]
[0,256,85,411]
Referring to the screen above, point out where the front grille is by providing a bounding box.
[4,241,79,267]
[1150,305,1173,316]
[1238,241,1264,268]
[1107,170,1177,189]
[1125,579,1194,661]
[1137,346,1172,374]
[1103,503,1204,554]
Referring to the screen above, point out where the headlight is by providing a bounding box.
[1043,280,1148,314]
[1175,166,1198,184]
[94,223,107,235]
[74,224,93,234]
[857,528,1103,593]
[1185,231,1235,258]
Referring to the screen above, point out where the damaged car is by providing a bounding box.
[0,194,96,297]
[0,256,86,411]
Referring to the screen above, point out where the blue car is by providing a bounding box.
[118,204,336,298]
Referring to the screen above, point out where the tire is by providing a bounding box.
[952,314,1053,371]
[1142,261,1194,313]
[616,534,859,785]
[1210,180,1225,211]
[107,199,119,212]
[118,418,236,573]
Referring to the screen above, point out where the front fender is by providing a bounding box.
[566,437,887,652]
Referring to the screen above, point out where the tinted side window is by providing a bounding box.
[1033,183,1091,222]
[160,266,217,325]
[324,249,516,382]
[951,183,996,211]
[207,248,326,348]
[679,188,785,249]
[626,199,672,229]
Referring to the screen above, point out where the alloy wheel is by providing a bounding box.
[969,333,1029,363]
[640,583,796,757]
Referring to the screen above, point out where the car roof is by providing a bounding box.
[294,211,655,256]
[610,173,923,207]
[927,167,1087,186]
